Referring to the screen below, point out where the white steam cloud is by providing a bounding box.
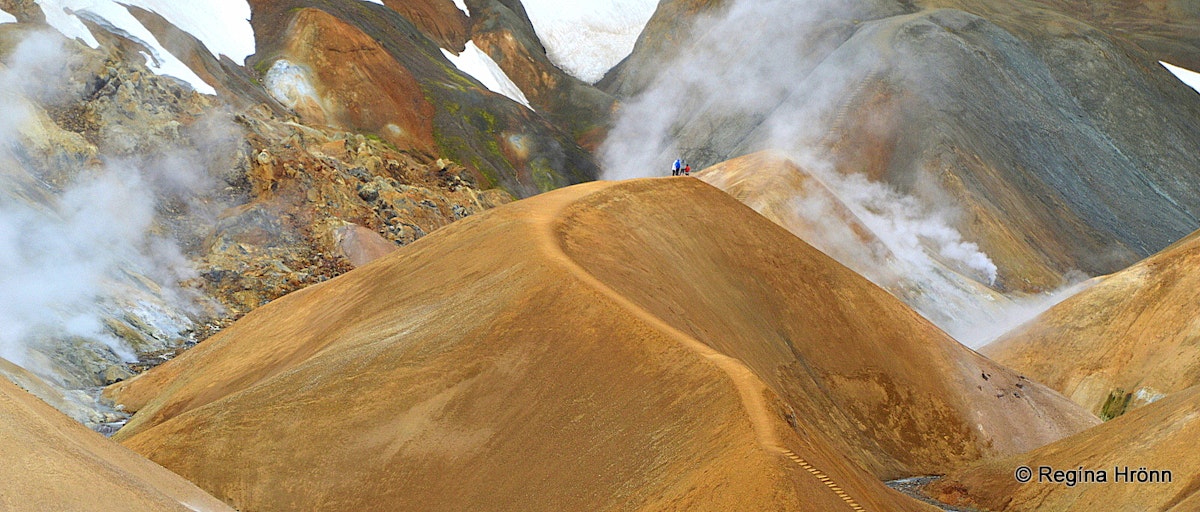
[0,30,221,399]
[601,0,1080,345]
[0,172,165,367]
[830,168,998,286]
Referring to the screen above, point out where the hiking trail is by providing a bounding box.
[533,181,867,511]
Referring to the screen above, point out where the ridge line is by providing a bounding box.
[535,181,868,511]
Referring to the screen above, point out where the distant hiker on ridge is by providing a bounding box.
[683,163,691,176]
[673,158,682,176]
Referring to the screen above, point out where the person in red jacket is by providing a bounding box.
[683,163,691,176]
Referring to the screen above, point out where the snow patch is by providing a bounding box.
[451,0,469,17]
[0,9,17,24]
[263,60,320,110]
[36,0,216,94]
[361,0,385,5]
[1161,61,1200,95]
[118,0,254,62]
[441,41,532,109]
[520,0,657,83]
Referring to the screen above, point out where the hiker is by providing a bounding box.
[673,158,683,176]
[683,163,691,176]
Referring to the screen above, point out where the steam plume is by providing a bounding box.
[599,0,1082,345]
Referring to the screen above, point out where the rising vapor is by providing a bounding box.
[0,30,229,416]
[600,0,1083,346]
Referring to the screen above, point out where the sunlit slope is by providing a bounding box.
[928,384,1200,511]
[109,179,1090,510]
[556,179,1095,479]
[985,230,1200,417]
[0,362,232,512]
[111,179,925,511]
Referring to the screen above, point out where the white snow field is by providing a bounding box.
[0,9,16,24]
[441,41,533,109]
[33,0,258,94]
[1161,61,1200,95]
[520,0,657,83]
[451,0,470,17]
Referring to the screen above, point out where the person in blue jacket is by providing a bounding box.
[672,158,682,176]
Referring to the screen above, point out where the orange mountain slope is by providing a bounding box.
[928,384,1200,511]
[984,229,1200,418]
[554,179,1094,477]
[0,361,232,512]
[108,178,1093,511]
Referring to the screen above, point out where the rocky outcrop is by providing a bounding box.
[42,0,604,197]
[243,0,599,197]
[0,26,510,427]
[266,8,437,153]
[332,224,398,268]
[468,0,617,150]
[0,0,43,24]
[198,105,512,318]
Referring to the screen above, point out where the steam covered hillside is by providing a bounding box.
[2,0,1200,510]
[602,0,1200,344]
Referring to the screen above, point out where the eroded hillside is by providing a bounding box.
[107,179,1092,511]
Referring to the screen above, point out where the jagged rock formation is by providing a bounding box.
[927,384,1200,511]
[0,358,233,511]
[200,104,513,319]
[9,0,605,197]
[107,179,1092,511]
[984,229,1200,419]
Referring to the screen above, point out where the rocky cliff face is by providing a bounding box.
[240,0,601,197]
